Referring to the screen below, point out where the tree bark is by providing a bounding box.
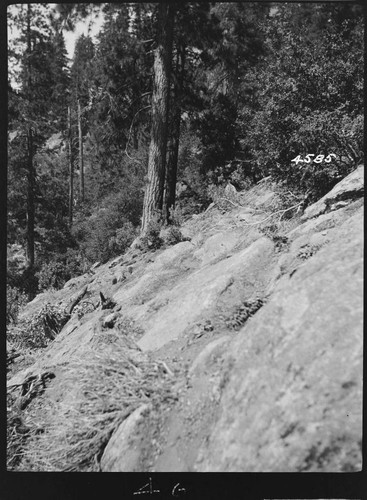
[165,42,185,224]
[78,100,84,202]
[68,106,74,226]
[26,128,35,269]
[141,3,175,233]
[25,4,35,270]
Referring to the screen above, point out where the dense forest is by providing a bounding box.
[7,2,363,318]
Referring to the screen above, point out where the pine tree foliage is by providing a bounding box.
[8,4,71,297]
[7,2,364,304]
[236,3,363,198]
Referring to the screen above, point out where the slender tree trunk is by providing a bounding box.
[25,4,35,271]
[78,100,84,202]
[141,3,175,233]
[68,106,74,226]
[24,3,36,299]
[26,128,35,269]
[165,42,185,224]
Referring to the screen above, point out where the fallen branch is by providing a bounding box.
[217,197,244,207]
[257,175,271,184]
[7,353,21,365]
[204,197,243,213]
[158,361,174,377]
[204,202,215,213]
[241,202,303,226]
[65,286,88,316]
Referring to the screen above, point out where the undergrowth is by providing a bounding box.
[10,336,177,472]
[139,214,164,251]
[7,303,70,350]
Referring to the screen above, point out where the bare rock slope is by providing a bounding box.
[8,166,363,472]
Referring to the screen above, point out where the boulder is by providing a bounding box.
[151,241,194,269]
[138,237,274,352]
[196,207,363,471]
[108,256,125,268]
[189,336,231,377]
[102,312,118,328]
[224,183,238,197]
[193,231,242,265]
[101,404,151,472]
[302,165,364,220]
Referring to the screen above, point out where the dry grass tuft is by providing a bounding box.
[13,337,177,472]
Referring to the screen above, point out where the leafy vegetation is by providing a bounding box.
[7,303,70,350]
[236,4,363,200]
[7,2,363,337]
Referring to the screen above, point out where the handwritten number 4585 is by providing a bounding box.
[291,154,336,164]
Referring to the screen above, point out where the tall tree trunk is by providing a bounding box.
[165,42,185,224]
[141,3,175,233]
[26,128,35,269]
[25,4,35,271]
[68,106,74,226]
[78,100,84,202]
[24,3,36,299]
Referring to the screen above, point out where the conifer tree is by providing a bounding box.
[8,4,70,296]
[141,3,175,233]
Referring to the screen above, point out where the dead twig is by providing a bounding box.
[65,286,88,316]
[217,197,244,207]
[158,361,174,377]
[241,202,303,226]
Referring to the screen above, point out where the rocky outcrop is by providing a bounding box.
[137,236,274,352]
[8,166,363,472]
[302,164,364,220]
[195,207,363,471]
[101,404,152,472]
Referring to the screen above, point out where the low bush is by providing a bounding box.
[74,202,140,264]
[6,285,28,325]
[36,261,69,292]
[7,303,69,350]
[161,226,185,247]
[107,221,137,256]
[139,213,164,251]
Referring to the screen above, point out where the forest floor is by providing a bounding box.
[7,168,364,472]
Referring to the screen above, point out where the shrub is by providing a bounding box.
[161,226,185,247]
[74,183,142,264]
[206,183,240,212]
[7,409,31,470]
[168,205,185,226]
[64,248,89,276]
[8,303,69,350]
[176,128,212,213]
[6,286,28,325]
[8,266,39,300]
[36,261,69,291]
[297,243,324,260]
[107,221,137,256]
[139,213,164,251]
[236,4,363,200]
[194,93,238,180]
